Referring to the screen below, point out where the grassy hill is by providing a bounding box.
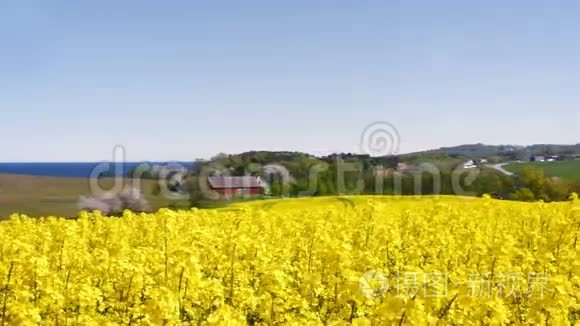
[403,143,580,161]
[504,160,580,181]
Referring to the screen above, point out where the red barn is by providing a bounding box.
[208,176,266,198]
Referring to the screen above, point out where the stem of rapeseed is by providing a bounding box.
[573,224,579,250]
[438,294,458,320]
[569,224,580,280]
[57,239,65,272]
[269,293,275,326]
[348,300,357,322]
[178,267,185,294]
[33,270,38,306]
[398,294,417,326]
[227,244,237,305]
[63,267,72,325]
[555,230,564,258]
[164,237,169,283]
[1,262,14,325]
[514,294,524,324]
[490,257,497,286]
[164,217,169,284]
[178,267,185,312]
[307,236,315,274]
[397,311,406,326]
[123,274,134,317]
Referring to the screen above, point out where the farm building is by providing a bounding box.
[396,162,417,171]
[530,155,560,162]
[463,160,477,169]
[372,167,394,177]
[208,176,266,198]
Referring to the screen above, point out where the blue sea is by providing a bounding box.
[0,162,195,178]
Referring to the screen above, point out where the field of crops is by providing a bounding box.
[0,195,579,324]
[505,160,580,181]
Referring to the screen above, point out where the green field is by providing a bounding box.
[504,160,580,181]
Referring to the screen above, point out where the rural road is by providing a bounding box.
[487,163,514,176]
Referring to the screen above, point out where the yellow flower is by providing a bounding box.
[0,196,576,324]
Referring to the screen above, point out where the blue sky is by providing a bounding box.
[1,1,579,162]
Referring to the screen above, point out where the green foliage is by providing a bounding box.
[508,166,576,202]
[186,175,205,207]
[512,187,535,201]
[403,143,580,161]
[183,151,578,204]
[518,167,545,195]
[505,160,580,181]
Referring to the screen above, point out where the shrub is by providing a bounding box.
[78,187,151,216]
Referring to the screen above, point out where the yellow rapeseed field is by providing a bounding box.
[0,195,579,325]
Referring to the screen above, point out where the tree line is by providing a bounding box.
[182,151,579,205]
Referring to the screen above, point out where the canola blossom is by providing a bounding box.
[0,195,579,325]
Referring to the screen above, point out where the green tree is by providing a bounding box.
[518,167,545,199]
[186,175,206,207]
[544,177,574,201]
[512,187,535,201]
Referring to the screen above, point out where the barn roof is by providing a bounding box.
[208,176,265,189]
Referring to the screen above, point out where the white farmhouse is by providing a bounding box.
[463,160,477,169]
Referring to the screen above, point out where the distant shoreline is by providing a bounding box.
[0,162,195,178]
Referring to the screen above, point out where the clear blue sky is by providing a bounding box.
[1,1,579,162]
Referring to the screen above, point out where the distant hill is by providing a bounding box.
[192,145,579,202]
[401,143,580,160]
[504,160,580,181]
[205,144,580,168]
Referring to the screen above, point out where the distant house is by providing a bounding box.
[208,176,266,198]
[396,162,417,172]
[372,163,418,177]
[373,167,394,177]
[463,160,477,169]
[531,156,545,162]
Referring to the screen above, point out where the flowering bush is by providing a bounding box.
[78,187,151,216]
[0,196,578,324]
